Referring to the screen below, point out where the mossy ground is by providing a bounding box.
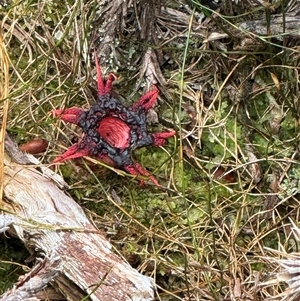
[0,236,30,295]
[1,0,300,300]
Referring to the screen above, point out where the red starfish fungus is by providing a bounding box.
[52,56,175,186]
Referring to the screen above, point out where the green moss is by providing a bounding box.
[0,236,30,294]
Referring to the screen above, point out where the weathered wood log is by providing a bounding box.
[1,135,154,301]
[237,2,300,39]
[239,15,300,38]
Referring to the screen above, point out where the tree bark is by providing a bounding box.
[1,135,154,301]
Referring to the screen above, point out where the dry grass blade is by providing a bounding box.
[0,29,9,203]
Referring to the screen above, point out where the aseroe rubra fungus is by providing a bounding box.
[52,57,175,186]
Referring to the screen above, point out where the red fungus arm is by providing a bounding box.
[131,87,159,111]
[152,131,176,146]
[94,53,118,95]
[52,143,90,163]
[124,163,161,187]
[52,107,84,125]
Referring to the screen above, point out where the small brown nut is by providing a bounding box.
[213,166,236,183]
[19,138,49,154]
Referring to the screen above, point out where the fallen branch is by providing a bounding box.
[1,135,154,301]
